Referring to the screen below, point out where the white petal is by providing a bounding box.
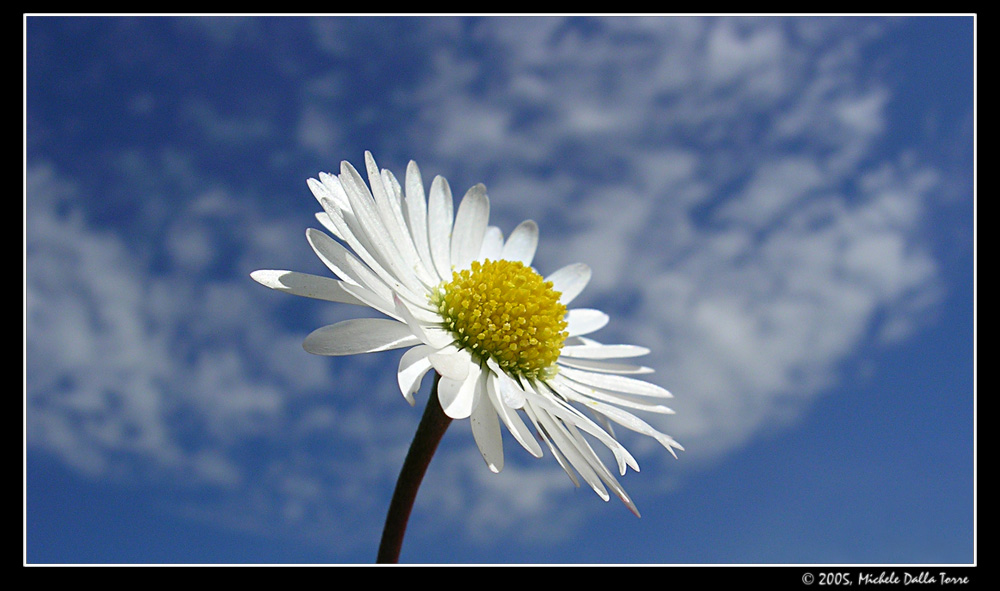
[306,228,389,294]
[306,227,417,318]
[317,172,351,210]
[339,160,424,293]
[586,409,618,441]
[393,293,449,347]
[498,375,526,409]
[422,327,458,350]
[404,161,439,282]
[559,366,673,398]
[397,345,435,406]
[470,371,504,473]
[561,420,641,516]
[573,395,683,458]
[556,356,653,375]
[427,175,454,280]
[428,345,471,381]
[437,362,482,419]
[250,270,365,306]
[564,308,609,337]
[530,404,610,500]
[553,374,675,415]
[314,211,344,240]
[486,358,525,409]
[450,183,490,271]
[308,175,349,211]
[560,343,651,359]
[479,226,504,262]
[428,327,461,349]
[524,382,638,474]
[307,176,333,202]
[486,373,543,458]
[390,293,453,348]
[334,276,401,320]
[501,220,538,265]
[303,318,419,356]
[316,202,432,311]
[366,153,436,287]
[546,263,591,305]
[522,403,579,488]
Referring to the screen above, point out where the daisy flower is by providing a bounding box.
[252,152,682,515]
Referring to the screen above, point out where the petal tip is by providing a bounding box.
[249,269,272,285]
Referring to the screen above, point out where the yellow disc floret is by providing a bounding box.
[432,259,569,380]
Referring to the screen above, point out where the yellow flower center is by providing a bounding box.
[432,259,569,380]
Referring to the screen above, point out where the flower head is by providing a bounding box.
[252,152,682,515]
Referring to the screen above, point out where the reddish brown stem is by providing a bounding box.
[376,373,450,564]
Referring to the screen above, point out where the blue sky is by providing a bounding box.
[25,16,975,565]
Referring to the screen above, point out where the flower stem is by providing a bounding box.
[377,372,450,563]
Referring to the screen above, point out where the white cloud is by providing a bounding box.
[718,157,825,227]
[27,160,333,477]
[26,164,183,474]
[631,157,941,462]
[705,18,789,98]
